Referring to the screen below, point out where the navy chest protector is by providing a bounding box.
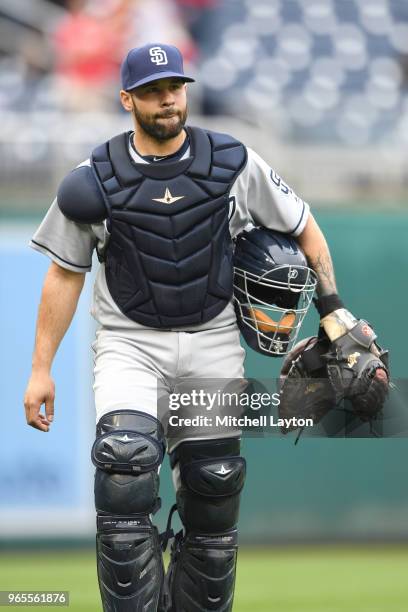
[58,126,247,328]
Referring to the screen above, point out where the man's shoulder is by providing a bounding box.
[91,131,131,160]
[57,159,106,225]
[76,158,91,168]
[190,125,245,149]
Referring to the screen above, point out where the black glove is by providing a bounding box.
[278,335,336,433]
[279,319,390,436]
[322,319,389,421]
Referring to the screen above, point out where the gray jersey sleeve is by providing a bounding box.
[229,146,309,238]
[30,198,98,273]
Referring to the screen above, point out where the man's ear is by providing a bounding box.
[120,90,133,112]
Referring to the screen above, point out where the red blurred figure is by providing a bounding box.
[53,0,132,110]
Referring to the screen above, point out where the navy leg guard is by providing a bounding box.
[166,438,246,612]
[92,410,166,612]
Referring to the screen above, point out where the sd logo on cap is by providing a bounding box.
[121,43,195,91]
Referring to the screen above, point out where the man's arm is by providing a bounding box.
[293,213,389,421]
[24,262,85,432]
[296,213,350,338]
[297,213,361,345]
[296,213,337,297]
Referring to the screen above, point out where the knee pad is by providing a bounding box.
[92,409,165,515]
[170,437,246,533]
[92,410,166,612]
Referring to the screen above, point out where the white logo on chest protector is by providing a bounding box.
[116,434,132,442]
[149,46,168,66]
[215,465,232,476]
[152,188,185,204]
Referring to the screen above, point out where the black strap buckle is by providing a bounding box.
[160,503,178,552]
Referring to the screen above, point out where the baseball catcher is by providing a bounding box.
[24,41,388,612]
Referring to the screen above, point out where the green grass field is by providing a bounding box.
[0,547,407,611]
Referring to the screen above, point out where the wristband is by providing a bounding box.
[314,294,344,318]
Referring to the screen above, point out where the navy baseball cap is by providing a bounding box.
[121,43,195,91]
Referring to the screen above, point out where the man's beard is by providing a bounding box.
[132,102,188,142]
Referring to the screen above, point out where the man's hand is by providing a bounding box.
[24,369,55,432]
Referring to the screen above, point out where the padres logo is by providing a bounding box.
[149,46,168,66]
[361,324,372,337]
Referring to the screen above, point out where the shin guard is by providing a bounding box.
[166,438,246,612]
[92,410,165,612]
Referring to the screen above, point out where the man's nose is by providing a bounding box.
[160,89,175,106]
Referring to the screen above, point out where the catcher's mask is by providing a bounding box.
[233,227,317,357]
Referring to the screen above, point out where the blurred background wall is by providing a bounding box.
[0,0,407,544]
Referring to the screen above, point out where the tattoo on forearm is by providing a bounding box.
[309,252,337,296]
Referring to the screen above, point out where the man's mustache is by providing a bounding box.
[155,110,181,119]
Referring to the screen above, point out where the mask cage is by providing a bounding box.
[233,264,318,356]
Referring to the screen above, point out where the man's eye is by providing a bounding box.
[145,86,158,93]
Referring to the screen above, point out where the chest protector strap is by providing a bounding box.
[88,126,247,328]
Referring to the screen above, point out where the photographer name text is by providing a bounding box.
[168,415,314,429]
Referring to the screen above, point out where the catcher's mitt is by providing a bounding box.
[278,335,336,433]
[323,319,389,421]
